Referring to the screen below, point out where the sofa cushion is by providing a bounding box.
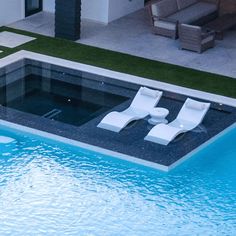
[154,20,177,30]
[177,0,197,10]
[151,0,178,18]
[202,35,214,44]
[168,2,217,24]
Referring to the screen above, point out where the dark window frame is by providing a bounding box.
[25,0,43,17]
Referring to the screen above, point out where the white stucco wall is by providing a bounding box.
[0,0,24,26]
[108,0,144,22]
[43,0,109,24]
[81,0,109,24]
[43,0,55,13]
[0,0,144,27]
[43,0,144,24]
[82,0,144,24]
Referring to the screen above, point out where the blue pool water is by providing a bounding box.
[0,124,236,235]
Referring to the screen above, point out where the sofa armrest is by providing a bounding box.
[151,15,178,25]
[158,17,178,24]
[151,15,159,21]
[201,30,215,39]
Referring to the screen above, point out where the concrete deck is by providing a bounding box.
[8,9,236,78]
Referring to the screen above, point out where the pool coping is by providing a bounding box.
[0,119,169,172]
[0,50,236,172]
[1,119,236,173]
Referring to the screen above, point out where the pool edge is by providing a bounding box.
[0,119,169,172]
[168,122,236,171]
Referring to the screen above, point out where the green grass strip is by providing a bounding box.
[1,26,236,98]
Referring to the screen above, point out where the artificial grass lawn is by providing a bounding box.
[0,26,236,98]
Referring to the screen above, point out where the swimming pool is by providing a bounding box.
[0,60,128,126]
[1,56,236,170]
[0,123,235,235]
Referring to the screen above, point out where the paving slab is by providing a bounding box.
[0,31,36,48]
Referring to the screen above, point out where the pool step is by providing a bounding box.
[43,109,62,119]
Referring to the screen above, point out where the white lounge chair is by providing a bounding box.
[97,87,163,132]
[145,98,210,145]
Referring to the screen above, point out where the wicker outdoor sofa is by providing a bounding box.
[150,0,220,39]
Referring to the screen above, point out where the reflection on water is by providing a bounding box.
[0,127,236,235]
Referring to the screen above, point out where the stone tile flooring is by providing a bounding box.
[8,9,236,78]
[8,12,54,37]
[0,31,36,48]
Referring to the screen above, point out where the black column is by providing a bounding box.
[55,0,81,40]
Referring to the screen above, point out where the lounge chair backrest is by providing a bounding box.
[130,87,163,112]
[176,98,210,126]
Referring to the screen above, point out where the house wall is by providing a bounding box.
[43,0,144,24]
[0,0,145,27]
[43,0,109,24]
[81,0,109,24]
[0,0,24,26]
[43,0,55,12]
[108,0,144,22]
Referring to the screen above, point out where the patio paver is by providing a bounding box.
[0,31,36,48]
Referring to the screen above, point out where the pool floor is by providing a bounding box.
[0,74,128,127]
[7,89,106,126]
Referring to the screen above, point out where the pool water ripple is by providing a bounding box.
[0,127,236,235]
